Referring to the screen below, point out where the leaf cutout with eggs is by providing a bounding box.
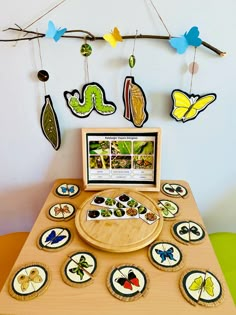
[40,95,61,150]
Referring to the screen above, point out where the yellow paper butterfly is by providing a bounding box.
[189,275,214,297]
[171,89,216,122]
[103,27,123,47]
[17,268,43,292]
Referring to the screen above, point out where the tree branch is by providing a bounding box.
[0,26,226,56]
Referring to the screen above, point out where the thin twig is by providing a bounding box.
[0,27,226,56]
[202,41,226,57]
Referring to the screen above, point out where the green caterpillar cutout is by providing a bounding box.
[64,82,116,117]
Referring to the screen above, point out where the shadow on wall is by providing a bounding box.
[0,181,52,236]
[203,188,236,234]
[148,92,172,123]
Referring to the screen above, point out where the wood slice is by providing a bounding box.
[8,263,51,301]
[107,264,149,301]
[75,189,163,252]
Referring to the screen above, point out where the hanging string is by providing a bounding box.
[24,0,67,30]
[84,57,90,84]
[130,30,138,76]
[132,30,138,56]
[189,47,197,94]
[37,35,47,95]
[83,38,90,83]
[148,0,172,37]
[13,0,67,47]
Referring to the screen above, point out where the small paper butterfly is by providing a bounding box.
[69,255,92,280]
[169,26,202,54]
[17,268,42,292]
[171,89,216,122]
[45,230,67,244]
[115,269,140,290]
[189,276,214,297]
[46,20,67,42]
[103,27,123,47]
[155,247,177,263]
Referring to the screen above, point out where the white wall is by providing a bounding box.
[0,0,235,235]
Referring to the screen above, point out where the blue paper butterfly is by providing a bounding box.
[169,26,202,54]
[46,230,66,244]
[46,20,67,42]
[155,247,177,263]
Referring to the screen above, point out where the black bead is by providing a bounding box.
[37,70,49,82]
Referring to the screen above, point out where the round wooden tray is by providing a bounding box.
[75,189,163,253]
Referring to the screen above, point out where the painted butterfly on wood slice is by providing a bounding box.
[115,269,140,290]
[155,247,177,263]
[69,255,93,280]
[45,229,67,244]
[54,205,71,216]
[180,269,223,306]
[171,89,216,122]
[37,227,71,251]
[17,268,43,292]
[61,186,74,194]
[55,183,80,198]
[149,241,183,271]
[158,200,179,219]
[189,275,214,297]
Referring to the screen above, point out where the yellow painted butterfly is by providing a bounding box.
[189,275,214,297]
[171,89,216,122]
[17,268,43,292]
[103,27,123,47]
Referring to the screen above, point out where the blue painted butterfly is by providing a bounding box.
[155,247,177,263]
[46,230,66,244]
[61,186,74,194]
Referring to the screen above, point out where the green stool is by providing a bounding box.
[209,232,236,304]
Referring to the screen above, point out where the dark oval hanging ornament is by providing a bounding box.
[37,70,49,82]
[129,54,136,68]
[80,43,92,57]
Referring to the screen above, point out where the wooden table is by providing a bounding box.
[0,179,235,315]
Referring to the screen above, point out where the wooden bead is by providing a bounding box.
[37,70,49,82]
[129,55,136,68]
[80,44,92,57]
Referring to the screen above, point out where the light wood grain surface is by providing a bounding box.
[0,179,235,315]
[75,189,163,252]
